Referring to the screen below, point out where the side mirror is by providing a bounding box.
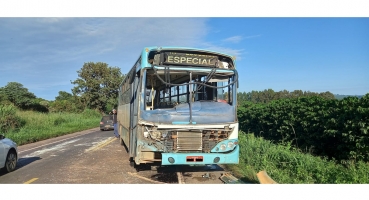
[0,134,4,140]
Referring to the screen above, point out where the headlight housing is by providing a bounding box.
[211,139,238,152]
[227,141,235,149]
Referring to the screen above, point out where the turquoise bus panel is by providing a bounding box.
[161,145,239,165]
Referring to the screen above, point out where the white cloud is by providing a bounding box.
[200,42,246,61]
[1,18,210,64]
[222,36,243,43]
[222,34,261,44]
[0,18,213,100]
[0,18,251,100]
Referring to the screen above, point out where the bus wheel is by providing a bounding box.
[129,159,140,172]
[129,156,141,172]
[129,157,135,167]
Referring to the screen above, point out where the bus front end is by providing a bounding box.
[133,47,239,166]
[137,115,239,166]
[153,123,239,165]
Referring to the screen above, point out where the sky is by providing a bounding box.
[1,1,369,102]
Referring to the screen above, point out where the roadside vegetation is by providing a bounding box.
[237,91,369,163]
[0,62,125,145]
[226,131,369,184]
[225,90,369,184]
[2,107,101,145]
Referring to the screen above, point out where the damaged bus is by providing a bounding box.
[117,46,239,168]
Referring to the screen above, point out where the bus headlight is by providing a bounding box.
[228,141,235,149]
[220,144,226,151]
[151,131,161,139]
[144,132,149,138]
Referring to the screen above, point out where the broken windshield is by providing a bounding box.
[144,67,237,111]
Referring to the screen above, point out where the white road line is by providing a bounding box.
[18,129,95,154]
[85,137,116,152]
[22,138,81,158]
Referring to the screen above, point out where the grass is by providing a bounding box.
[224,131,369,184]
[4,109,101,146]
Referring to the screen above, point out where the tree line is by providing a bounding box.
[0,62,125,114]
[237,89,336,104]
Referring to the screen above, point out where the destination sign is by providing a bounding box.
[162,52,218,67]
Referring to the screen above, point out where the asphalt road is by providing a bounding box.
[0,128,178,184]
[0,127,235,184]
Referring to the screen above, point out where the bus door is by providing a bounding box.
[129,70,141,158]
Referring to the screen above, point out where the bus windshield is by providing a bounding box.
[144,67,236,110]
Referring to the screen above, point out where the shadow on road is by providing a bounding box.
[17,157,42,169]
[0,157,41,176]
[151,165,178,183]
[174,164,225,172]
[0,156,42,176]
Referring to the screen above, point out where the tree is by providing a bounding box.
[55,91,73,101]
[71,62,125,113]
[291,90,304,98]
[319,91,335,100]
[0,88,8,103]
[1,82,36,109]
[49,91,85,113]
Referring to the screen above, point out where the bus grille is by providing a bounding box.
[162,130,230,153]
[176,131,202,152]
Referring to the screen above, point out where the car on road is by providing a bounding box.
[0,134,18,173]
[100,115,114,131]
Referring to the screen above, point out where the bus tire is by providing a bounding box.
[129,156,142,172]
[129,157,135,167]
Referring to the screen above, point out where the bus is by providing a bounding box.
[117,46,239,169]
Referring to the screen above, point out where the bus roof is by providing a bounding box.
[119,46,237,87]
[142,46,236,61]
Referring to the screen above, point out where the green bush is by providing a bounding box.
[48,99,84,113]
[54,116,67,125]
[0,104,25,133]
[82,108,101,118]
[5,110,101,145]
